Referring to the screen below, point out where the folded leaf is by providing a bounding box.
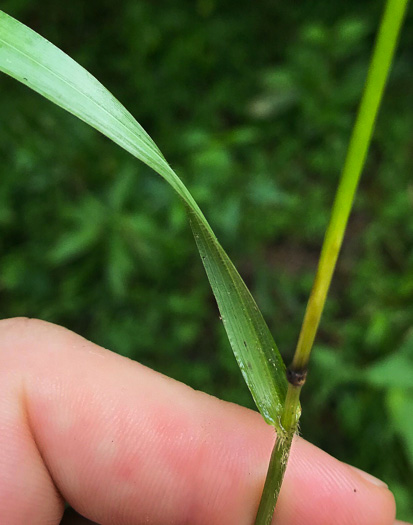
[0,10,288,429]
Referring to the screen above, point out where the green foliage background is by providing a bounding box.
[1,0,412,518]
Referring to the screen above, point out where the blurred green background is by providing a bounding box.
[1,0,412,519]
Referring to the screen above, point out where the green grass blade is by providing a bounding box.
[0,11,198,217]
[0,10,288,428]
[189,211,287,426]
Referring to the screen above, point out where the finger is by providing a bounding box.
[0,318,396,525]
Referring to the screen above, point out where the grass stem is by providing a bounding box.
[292,0,409,372]
[254,0,409,523]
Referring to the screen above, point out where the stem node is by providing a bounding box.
[286,367,308,387]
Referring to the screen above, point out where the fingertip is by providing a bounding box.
[274,437,396,525]
[347,465,388,488]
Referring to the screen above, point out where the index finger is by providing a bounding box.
[0,318,396,524]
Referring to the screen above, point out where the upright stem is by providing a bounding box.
[292,0,409,371]
[254,1,409,523]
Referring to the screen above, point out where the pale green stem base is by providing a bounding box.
[254,384,301,525]
[254,432,293,525]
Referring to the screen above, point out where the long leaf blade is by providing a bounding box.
[0,11,288,428]
[189,211,287,426]
[0,11,196,213]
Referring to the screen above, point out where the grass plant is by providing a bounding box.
[0,0,409,522]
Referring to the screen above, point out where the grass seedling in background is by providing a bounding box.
[0,0,409,522]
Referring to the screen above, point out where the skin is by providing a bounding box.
[0,317,409,525]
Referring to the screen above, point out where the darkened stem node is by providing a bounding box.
[286,366,307,387]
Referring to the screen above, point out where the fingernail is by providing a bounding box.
[349,465,388,488]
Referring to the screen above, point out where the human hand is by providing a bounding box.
[0,318,409,525]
